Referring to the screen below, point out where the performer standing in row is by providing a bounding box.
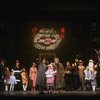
[91,68,97,91]
[84,66,91,91]
[37,58,47,94]
[4,67,10,91]
[64,61,72,91]
[71,63,80,90]
[21,67,28,91]
[29,63,37,92]
[54,57,65,94]
[12,60,22,91]
[45,63,57,94]
[9,72,17,91]
[78,60,85,91]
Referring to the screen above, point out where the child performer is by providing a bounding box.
[91,68,97,91]
[84,66,91,91]
[9,72,17,91]
[4,67,10,91]
[45,63,57,94]
[21,67,28,91]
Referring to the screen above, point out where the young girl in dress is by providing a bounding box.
[9,72,17,91]
[21,67,28,91]
[91,68,97,91]
[4,67,10,91]
[45,63,57,94]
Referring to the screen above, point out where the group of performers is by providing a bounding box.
[0,55,100,94]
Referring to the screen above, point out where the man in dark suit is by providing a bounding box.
[37,58,47,94]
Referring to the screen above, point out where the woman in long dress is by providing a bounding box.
[54,58,65,93]
[29,63,37,92]
[64,61,72,91]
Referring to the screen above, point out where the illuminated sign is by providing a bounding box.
[32,27,65,50]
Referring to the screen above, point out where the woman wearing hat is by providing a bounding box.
[54,58,65,94]
[29,63,37,92]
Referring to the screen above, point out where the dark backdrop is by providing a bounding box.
[0,0,100,68]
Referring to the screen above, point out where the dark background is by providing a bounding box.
[0,0,100,67]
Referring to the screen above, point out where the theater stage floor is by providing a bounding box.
[0,90,100,97]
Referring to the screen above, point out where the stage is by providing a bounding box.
[0,90,100,97]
